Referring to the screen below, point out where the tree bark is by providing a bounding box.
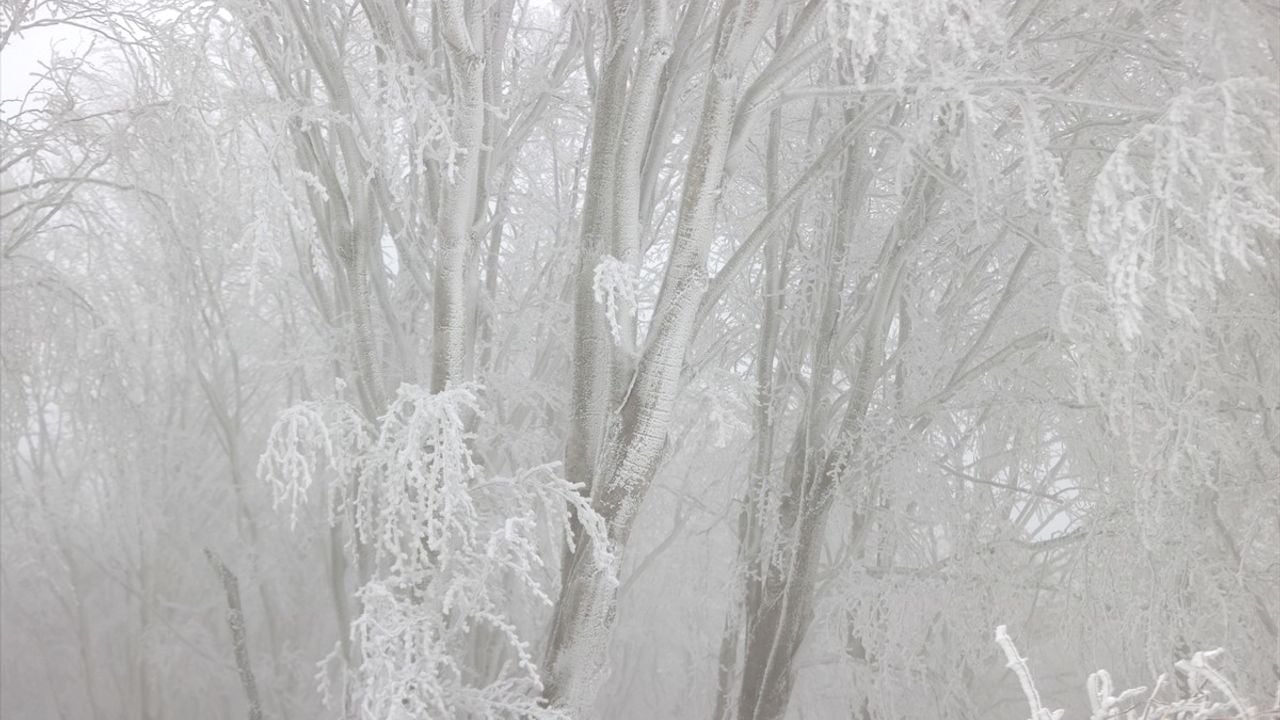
[432,0,488,392]
[731,164,937,720]
[544,0,779,710]
[205,551,264,720]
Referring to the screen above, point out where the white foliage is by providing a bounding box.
[259,382,615,719]
[680,371,751,450]
[996,626,1261,720]
[1057,80,1280,647]
[995,625,1066,720]
[825,0,1007,87]
[1087,79,1280,347]
[1086,669,1149,720]
[592,255,640,348]
[360,383,482,576]
[258,392,371,530]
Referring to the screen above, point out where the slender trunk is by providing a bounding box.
[638,0,710,231]
[206,551,264,720]
[737,465,836,720]
[345,226,385,414]
[476,198,505,375]
[714,67,786,718]
[465,0,514,385]
[732,167,935,720]
[60,544,103,720]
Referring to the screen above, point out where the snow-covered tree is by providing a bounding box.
[2,1,1276,719]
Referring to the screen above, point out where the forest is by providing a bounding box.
[1,0,1277,718]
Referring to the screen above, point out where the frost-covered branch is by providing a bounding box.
[205,550,264,720]
[1086,79,1280,347]
[259,382,614,718]
[995,625,1065,720]
[996,625,1263,720]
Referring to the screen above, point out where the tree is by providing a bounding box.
[2,1,1276,718]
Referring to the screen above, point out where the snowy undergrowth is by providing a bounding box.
[995,625,1277,720]
[259,382,614,719]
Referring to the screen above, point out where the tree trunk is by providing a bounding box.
[544,0,778,709]
[432,0,487,392]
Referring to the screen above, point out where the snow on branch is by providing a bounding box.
[258,388,371,530]
[258,382,614,718]
[995,625,1263,720]
[361,383,483,577]
[592,255,640,350]
[1087,78,1280,347]
[826,0,1006,87]
[994,625,1065,720]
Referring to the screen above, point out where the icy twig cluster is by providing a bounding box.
[592,255,641,349]
[1087,79,1280,347]
[260,382,615,719]
[995,626,1266,720]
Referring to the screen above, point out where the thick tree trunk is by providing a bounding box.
[565,1,634,507]
[737,474,836,720]
[432,0,487,393]
[544,0,778,710]
[610,2,672,397]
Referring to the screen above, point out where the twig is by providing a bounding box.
[205,550,264,720]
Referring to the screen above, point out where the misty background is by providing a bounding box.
[2,1,1278,718]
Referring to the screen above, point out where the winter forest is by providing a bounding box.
[2,0,1278,717]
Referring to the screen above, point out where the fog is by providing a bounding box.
[2,1,1277,718]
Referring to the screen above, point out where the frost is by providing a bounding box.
[996,625,1259,720]
[825,0,1006,88]
[592,255,640,348]
[1086,79,1280,348]
[995,625,1065,720]
[259,383,614,718]
[258,394,371,530]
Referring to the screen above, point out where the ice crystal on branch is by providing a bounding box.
[825,0,1006,87]
[259,382,613,718]
[996,626,1263,720]
[258,395,371,530]
[360,384,482,576]
[1087,79,1280,347]
[995,625,1065,720]
[592,255,640,348]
